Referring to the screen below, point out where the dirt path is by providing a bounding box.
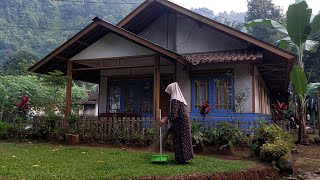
[284,144,320,180]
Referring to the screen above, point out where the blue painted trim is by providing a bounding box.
[191,75,235,114]
[190,113,272,129]
[107,79,153,117]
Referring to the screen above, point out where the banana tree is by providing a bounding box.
[290,65,320,143]
[246,0,320,144]
[245,1,320,69]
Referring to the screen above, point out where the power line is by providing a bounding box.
[0,24,82,31]
[49,0,143,4]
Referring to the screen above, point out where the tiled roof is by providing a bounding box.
[183,49,261,65]
[83,91,98,105]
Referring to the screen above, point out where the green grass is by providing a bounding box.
[0,143,254,180]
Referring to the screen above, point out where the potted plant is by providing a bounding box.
[65,114,79,145]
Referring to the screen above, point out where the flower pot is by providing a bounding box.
[65,133,79,145]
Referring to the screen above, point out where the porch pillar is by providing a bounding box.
[153,55,160,126]
[65,61,73,119]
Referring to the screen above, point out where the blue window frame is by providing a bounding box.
[107,80,153,117]
[191,76,234,115]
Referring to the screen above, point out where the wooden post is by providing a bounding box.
[65,61,73,119]
[153,55,160,127]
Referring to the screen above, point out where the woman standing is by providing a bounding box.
[160,82,194,164]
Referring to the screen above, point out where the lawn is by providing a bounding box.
[0,143,254,180]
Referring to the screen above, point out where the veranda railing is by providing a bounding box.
[10,115,297,142]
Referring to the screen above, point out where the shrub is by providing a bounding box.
[206,127,218,146]
[253,123,293,156]
[253,123,293,162]
[145,128,155,144]
[260,139,291,162]
[216,122,242,149]
[191,122,209,151]
[0,121,12,139]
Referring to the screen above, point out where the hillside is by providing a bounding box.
[0,0,140,66]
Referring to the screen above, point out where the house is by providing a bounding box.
[78,91,99,116]
[29,0,295,125]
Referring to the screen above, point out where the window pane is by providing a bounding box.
[141,82,152,114]
[124,83,136,113]
[108,83,121,113]
[214,78,232,110]
[194,79,209,110]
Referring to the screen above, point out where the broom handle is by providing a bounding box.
[159,109,162,158]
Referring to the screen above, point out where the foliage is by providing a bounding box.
[253,123,293,162]
[34,112,62,140]
[0,0,140,68]
[191,122,209,151]
[1,51,38,75]
[260,140,291,162]
[145,128,155,143]
[246,1,320,68]
[199,101,211,119]
[0,74,88,120]
[234,88,249,113]
[67,114,79,134]
[283,102,295,120]
[215,122,242,149]
[314,136,320,143]
[0,143,254,179]
[206,127,218,146]
[191,7,245,31]
[290,65,320,102]
[0,121,12,139]
[246,0,320,144]
[0,75,54,120]
[272,101,289,121]
[245,0,284,44]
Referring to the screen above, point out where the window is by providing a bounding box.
[140,82,153,114]
[214,79,232,110]
[124,82,137,113]
[107,80,153,115]
[108,82,121,113]
[192,76,233,113]
[194,80,209,110]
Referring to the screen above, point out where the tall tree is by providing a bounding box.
[246,0,284,44]
[1,51,37,75]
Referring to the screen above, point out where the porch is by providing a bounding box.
[26,115,270,143]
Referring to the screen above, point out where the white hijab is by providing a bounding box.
[165,82,188,106]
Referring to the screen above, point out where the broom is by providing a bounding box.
[149,126,171,152]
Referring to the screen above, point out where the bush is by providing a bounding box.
[0,121,12,139]
[145,128,155,144]
[191,122,209,151]
[253,123,293,156]
[206,127,218,146]
[253,123,293,162]
[260,140,291,162]
[215,122,242,149]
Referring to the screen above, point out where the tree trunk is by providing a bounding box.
[295,96,301,143]
[300,105,309,145]
[318,92,320,137]
[312,112,316,134]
